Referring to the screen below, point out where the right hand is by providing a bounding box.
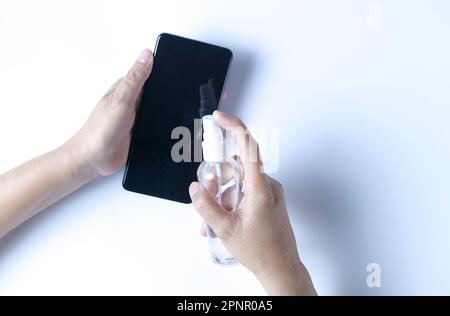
[189,111,316,296]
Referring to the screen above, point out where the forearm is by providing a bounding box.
[0,142,98,239]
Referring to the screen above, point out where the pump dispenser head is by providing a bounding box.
[202,115,225,162]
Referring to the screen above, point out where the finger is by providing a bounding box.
[104,78,122,97]
[115,49,154,107]
[212,111,265,188]
[203,177,218,197]
[265,174,284,197]
[200,221,207,237]
[189,182,232,240]
[221,186,243,211]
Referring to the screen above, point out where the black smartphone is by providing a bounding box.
[122,33,233,203]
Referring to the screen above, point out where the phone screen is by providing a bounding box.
[123,33,233,203]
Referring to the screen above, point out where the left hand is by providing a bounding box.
[0,49,153,239]
[65,49,153,176]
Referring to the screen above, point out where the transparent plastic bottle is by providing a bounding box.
[197,115,242,266]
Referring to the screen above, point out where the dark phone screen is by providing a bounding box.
[123,33,233,203]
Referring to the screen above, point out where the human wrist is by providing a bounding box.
[255,259,316,296]
[59,137,100,183]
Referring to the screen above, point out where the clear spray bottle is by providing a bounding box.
[197,115,242,266]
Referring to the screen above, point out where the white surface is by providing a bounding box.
[1,0,450,295]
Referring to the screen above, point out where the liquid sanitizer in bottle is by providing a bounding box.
[197,115,242,266]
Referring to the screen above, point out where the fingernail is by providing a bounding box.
[137,49,152,64]
[189,182,200,196]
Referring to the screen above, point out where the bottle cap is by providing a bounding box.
[202,115,225,162]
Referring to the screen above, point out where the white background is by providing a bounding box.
[1,0,450,295]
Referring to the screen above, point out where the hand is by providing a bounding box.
[0,50,153,237]
[65,49,154,177]
[189,111,316,296]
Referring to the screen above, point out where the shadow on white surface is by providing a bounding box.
[284,147,377,295]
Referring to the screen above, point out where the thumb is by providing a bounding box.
[189,182,233,240]
[115,49,153,106]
